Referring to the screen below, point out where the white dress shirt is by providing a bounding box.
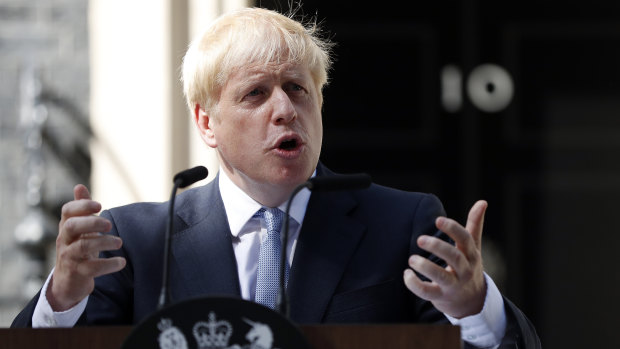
[32,168,506,348]
[218,167,310,300]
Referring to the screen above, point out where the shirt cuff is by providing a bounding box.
[444,273,507,348]
[32,268,88,328]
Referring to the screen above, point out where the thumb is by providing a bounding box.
[465,200,487,250]
[73,184,92,201]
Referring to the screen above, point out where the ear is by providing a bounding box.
[193,104,217,148]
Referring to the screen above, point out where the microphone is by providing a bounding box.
[276,173,372,316]
[158,166,208,309]
[173,166,208,188]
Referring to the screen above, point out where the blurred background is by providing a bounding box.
[1,0,619,347]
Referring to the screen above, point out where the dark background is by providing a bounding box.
[259,1,620,347]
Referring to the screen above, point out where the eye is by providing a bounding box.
[285,82,306,94]
[241,87,267,103]
[246,88,262,97]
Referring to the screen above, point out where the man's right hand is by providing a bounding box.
[47,184,126,311]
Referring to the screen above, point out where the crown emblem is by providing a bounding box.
[192,312,233,349]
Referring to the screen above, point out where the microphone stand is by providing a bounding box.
[158,180,181,310]
[158,166,208,310]
[277,183,310,317]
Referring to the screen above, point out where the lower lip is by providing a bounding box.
[273,144,304,159]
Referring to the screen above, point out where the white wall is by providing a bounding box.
[90,0,250,208]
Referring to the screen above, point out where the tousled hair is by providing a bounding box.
[182,7,333,115]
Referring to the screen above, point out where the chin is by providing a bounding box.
[271,164,313,187]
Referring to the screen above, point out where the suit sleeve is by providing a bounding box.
[496,298,542,349]
[10,292,38,327]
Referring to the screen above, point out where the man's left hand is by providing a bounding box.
[403,200,488,318]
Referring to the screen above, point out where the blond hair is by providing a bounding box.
[182,7,333,114]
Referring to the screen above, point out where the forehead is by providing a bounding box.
[226,61,312,85]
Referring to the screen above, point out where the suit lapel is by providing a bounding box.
[169,178,241,301]
[288,188,365,323]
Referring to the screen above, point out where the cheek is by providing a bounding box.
[217,120,264,156]
[306,106,323,137]
[313,123,323,153]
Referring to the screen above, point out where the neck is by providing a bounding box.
[239,181,295,208]
[219,167,302,208]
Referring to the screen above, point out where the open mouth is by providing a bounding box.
[273,135,303,157]
[278,138,299,150]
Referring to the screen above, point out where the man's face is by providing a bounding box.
[200,61,323,200]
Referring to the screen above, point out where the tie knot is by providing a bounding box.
[255,207,284,236]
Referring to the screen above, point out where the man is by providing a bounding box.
[12,7,540,348]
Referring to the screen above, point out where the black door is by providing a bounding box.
[259,1,620,347]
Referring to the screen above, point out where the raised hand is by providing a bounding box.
[403,200,488,318]
[47,184,126,311]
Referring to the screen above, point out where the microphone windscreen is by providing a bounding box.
[173,166,208,188]
[308,173,371,192]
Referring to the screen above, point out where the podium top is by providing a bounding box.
[0,324,460,349]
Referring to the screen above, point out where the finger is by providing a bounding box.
[60,185,100,226]
[408,254,456,289]
[435,217,477,259]
[403,268,442,301]
[61,216,112,243]
[65,233,122,260]
[417,235,469,276]
[465,200,487,250]
[60,199,103,224]
[76,256,126,278]
[73,184,92,201]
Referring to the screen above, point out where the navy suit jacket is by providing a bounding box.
[12,165,540,348]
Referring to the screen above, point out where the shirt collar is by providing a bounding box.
[218,168,313,237]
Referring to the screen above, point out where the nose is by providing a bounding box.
[271,87,297,125]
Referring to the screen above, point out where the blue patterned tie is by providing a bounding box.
[254,207,289,309]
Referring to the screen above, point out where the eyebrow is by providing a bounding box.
[229,65,311,95]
